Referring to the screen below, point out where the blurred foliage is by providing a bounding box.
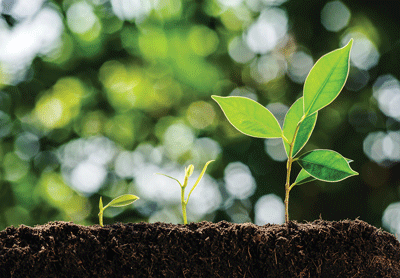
[1,0,400,232]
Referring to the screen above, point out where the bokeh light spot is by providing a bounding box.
[14,132,40,160]
[217,0,243,7]
[264,138,287,162]
[3,152,30,182]
[138,27,168,60]
[191,138,221,166]
[70,161,107,195]
[362,131,400,165]
[0,111,12,138]
[228,36,255,63]
[382,202,400,240]
[254,194,285,225]
[0,5,63,84]
[67,2,97,35]
[111,0,152,21]
[163,123,195,160]
[287,51,313,84]
[186,101,216,129]
[189,25,219,57]
[321,1,351,32]
[373,75,400,121]
[34,77,84,129]
[224,162,256,199]
[246,8,288,54]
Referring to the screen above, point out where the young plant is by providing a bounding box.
[212,39,358,223]
[156,160,214,224]
[98,194,139,226]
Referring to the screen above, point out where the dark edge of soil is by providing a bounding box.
[1,219,399,277]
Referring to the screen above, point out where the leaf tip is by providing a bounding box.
[348,38,354,46]
[99,196,103,210]
[186,164,194,176]
[211,95,221,101]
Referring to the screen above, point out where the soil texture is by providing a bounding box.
[1,219,399,277]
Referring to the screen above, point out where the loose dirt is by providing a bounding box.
[1,219,399,277]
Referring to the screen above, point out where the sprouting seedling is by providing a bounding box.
[98,194,139,226]
[155,160,214,224]
[212,39,358,223]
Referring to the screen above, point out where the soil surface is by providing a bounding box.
[0,219,399,277]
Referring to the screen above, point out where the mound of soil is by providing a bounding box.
[0,219,399,277]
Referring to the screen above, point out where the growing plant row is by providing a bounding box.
[99,40,357,226]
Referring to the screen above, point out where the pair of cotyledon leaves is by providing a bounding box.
[212,39,358,185]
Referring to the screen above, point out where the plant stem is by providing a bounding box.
[99,212,103,226]
[284,118,304,223]
[181,186,188,225]
[285,156,293,223]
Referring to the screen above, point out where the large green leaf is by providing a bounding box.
[283,97,317,157]
[297,150,358,182]
[212,95,282,138]
[303,39,353,117]
[294,158,354,186]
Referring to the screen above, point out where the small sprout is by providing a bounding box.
[212,39,358,223]
[98,194,139,226]
[156,160,214,224]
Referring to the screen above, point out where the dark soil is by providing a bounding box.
[0,219,399,277]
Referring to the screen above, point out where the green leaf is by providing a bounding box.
[185,165,194,177]
[294,158,353,186]
[212,95,282,138]
[99,196,104,211]
[297,150,358,182]
[187,160,214,202]
[283,97,317,157]
[294,169,316,186]
[303,39,353,117]
[155,173,183,187]
[106,194,139,208]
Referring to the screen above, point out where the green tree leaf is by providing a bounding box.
[293,169,316,186]
[106,194,139,208]
[283,97,317,157]
[303,39,353,117]
[297,149,358,182]
[294,158,354,186]
[212,95,282,138]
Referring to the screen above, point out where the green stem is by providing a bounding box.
[181,186,188,225]
[285,156,293,223]
[284,118,304,223]
[182,202,188,225]
[99,212,103,226]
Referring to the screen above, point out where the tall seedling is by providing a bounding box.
[212,40,357,223]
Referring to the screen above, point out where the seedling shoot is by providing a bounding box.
[156,160,214,224]
[98,194,139,226]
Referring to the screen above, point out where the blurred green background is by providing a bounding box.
[1,0,400,237]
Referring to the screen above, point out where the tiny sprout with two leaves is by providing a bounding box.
[156,160,214,224]
[212,39,358,223]
[98,194,139,226]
